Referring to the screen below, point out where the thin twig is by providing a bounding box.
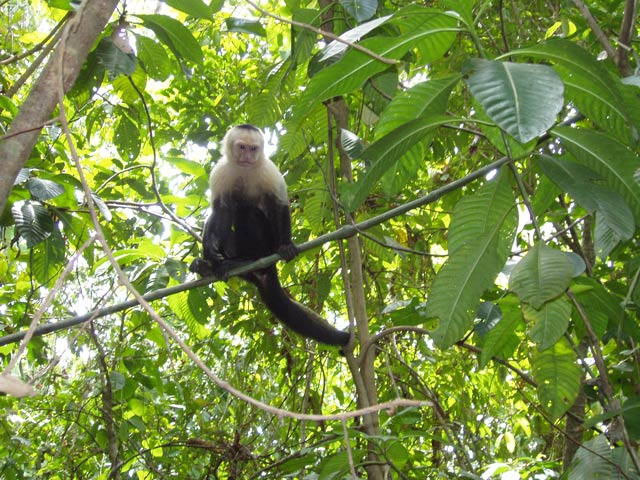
[244,0,397,65]
[571,0,617,61]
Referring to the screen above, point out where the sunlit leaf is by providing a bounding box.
[163,0,212,19]
[138,14,203,64]
[225,17,267,36]
[294,8,457,117]
[26,178,64,201]
[12,200,53,248]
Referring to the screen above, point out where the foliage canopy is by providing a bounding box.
[1,0,640,478]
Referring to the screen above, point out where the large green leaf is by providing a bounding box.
[524,296,572,350]
[465,59,564,143]
[341,0,378,22]
[294,8,457,117]
[26,178,65,201]
[532,338,581,418]
[225,17,267,36]
[552,127,640,223]
[479,297,524,367]
[375,75,462,136]
[309,15,391,72]
[448,169,517,255]
[571,277,620,340]
[621,397,640,441]
[138,14,203,65]
[95,38,136,79]
[346,115,456,210]
[538,154,635,243]
[509,243,574,309]
[114,114,141,161]
[12,200,53,248]
[427,171,518,349]
[163,0,212,20]
[511,39,636,143]
[135,34,171,81]
[31,227,65,284]
[567,436,613,479]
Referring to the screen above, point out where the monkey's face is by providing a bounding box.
[232,137,263,167]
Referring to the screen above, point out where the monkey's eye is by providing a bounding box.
[239,145,246,150]
[250,146,258,152]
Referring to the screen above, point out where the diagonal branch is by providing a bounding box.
[0,152,512,347]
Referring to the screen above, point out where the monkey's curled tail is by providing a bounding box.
[249,269,350,346]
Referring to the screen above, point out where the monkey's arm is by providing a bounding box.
[190,197,250,278]
[272,197,298,261]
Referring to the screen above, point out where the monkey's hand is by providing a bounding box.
[278,243,298,262]
[189,258,215,277]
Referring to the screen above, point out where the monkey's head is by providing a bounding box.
[224,124,265,168]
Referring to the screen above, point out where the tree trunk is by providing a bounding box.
[0,0,120,215]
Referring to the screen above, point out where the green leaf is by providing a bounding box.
[571,277,620,340]
[294,8,457,117]
[340,129,365,159]
[163,0,212,20]
[567,435,613,479]
[138,14,203,65]
[225,17,267,36]
[95,38,136,79]
[538,154,635,243]
[12,200,53,248]
[347,115,456,210]
[376,74,462,136]
[341,0,378,22]
[531,338,581,418]
[427,171,518,349]
[622,396,640,441]
[26,178,65,201]
[479,298,523,367]
[164,156,207,178]
[511,39,636,143]
[114,115,141,161]
[524,296,572,350]
[448,169,517,255]
[465,59,564,143]
[309,15,391,71]
[31,226,65,283]
[552,127,640,223]
[135,34,171,81]
[509,243,574,309]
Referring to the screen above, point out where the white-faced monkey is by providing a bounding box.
[190,124,350,347]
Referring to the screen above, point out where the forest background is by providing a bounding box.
[1,0,640,478]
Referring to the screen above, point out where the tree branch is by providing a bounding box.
[0,152,513,347]
[571,0,617,62]
[0,0,120,216]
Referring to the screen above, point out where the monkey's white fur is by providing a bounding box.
[210,126,288,203]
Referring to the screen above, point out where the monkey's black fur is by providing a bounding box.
[190,125,350,347]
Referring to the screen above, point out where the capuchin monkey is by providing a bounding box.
[190,124,350,347]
